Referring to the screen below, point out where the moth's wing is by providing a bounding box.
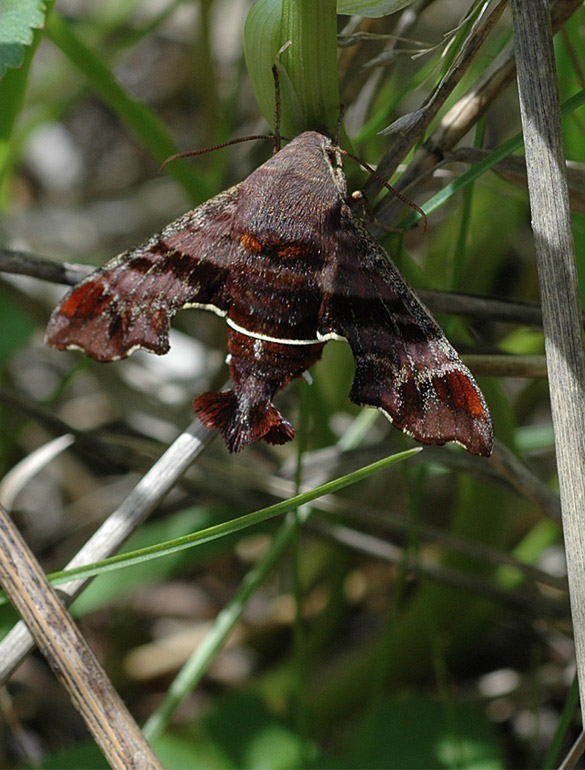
[47,184,240,361]
[318,210,493,456]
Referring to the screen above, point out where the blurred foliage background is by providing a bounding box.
[0,0,584,767]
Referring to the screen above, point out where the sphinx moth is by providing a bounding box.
[47,130,493,456]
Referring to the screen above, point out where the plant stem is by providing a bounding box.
[280,0,340,135]
[511,0,585,709]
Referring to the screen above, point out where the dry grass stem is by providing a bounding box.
[0,418,213,682]
[511,0,585,724]
[373,0,582,223]
[0,503,163,769]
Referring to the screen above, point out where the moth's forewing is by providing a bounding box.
[317,209,493,457]
[47,186,240,361]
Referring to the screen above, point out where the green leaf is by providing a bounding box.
[153,694,306,769]
[0,0,47,78]
[244,0,416,135]
[337,0,415,16]
[0,1,47,192]
[244,0,282,131]
[204,692,306,769]
[154,733,227,770]
[244,0,340,136]
[40,740,108,769]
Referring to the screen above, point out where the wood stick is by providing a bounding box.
[0,418,213,683]
[0,502,163,769]
[511,0,585,723]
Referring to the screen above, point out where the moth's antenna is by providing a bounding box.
[271,64,282,154]
[341,148,428,231]
[160,135,275,172]
[162,62,286,171]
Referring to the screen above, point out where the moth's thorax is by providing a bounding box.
[226,132,342,345]
[234,131,345,250]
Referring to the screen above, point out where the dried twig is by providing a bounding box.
[449,148,585,215]
[0,248,92,285]
[365,0,509,200]
[370,0,583,223]
[0,502,163,769]
[0,418,214,683]
[310,519,567,619]
[463,354,548,379]
[511,0,585,730]
[0,386,157,473]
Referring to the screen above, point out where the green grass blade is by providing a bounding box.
[402,88,585,227]
[144,505,311,742]
[47,448,420,588]
[143,445,420,741]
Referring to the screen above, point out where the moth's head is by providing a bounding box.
[314,125,333,140]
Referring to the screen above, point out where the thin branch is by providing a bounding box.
[0,386,157,473]
[0,249,92,285]
[0,247,553,329]
[0,417,214,683]
[488,439,561,524]
[449,148,585,215]
[463,354,548,379]
[416,288,545,326]
[0,503,163,769]
[310,519,567,619]
[511,0,585,714]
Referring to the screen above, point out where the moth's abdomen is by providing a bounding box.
[193,328,323,452]
[227,327,324,386]
[193,389,294,453]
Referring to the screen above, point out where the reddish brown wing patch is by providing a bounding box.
[278,244,307,260]
[240,233,263,253]
[433,370,488,418]
[59,282,109,318]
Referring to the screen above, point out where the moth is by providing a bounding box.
[47,130,493,456]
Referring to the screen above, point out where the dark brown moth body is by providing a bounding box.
[47,131,494,456]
